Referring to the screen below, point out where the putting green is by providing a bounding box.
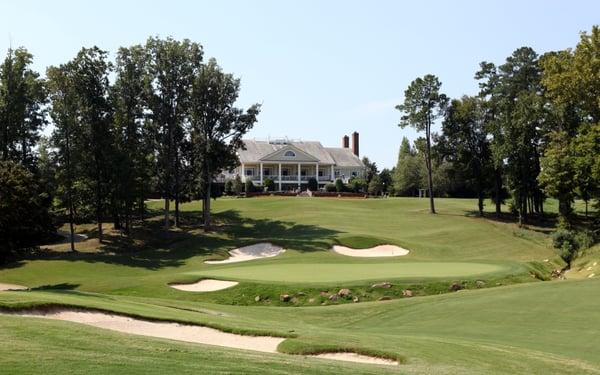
[193,262,510,283]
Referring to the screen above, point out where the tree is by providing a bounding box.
[111,44,151,233]
[396,75,448,213]
[0,160,55,261]
[538,131,577,221]
[441,96,493,216]
[0,47,47,167]
[263,177,275,192]
[367,174,383,196]
[69,47,114,242]
[47,63,80,252]
[361,156,378,184]
[232,175,243,195]
[307,177,318,191]
[189,58,260,230]
[145,37,203,229]
[379,168,393,194]
[335,178,345,192]
[393,137,422,196]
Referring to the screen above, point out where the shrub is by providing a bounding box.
[325,183,336,192]
[575,230,596,251]
[244,179,255,193]
[0,161,56,261]
[348,177,367,193]
[232,175,243,195]
[224,180,234,195]
[263,178,275,192]
[335,179,345,192]
[307,177,318,191]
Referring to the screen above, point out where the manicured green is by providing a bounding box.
[196,262,510,283]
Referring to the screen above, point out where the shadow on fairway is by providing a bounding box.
[2,208,338,271]
[31,283,81,291]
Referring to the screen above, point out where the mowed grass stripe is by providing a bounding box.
[194,262,510,283]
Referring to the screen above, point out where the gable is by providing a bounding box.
[260,144,319,162]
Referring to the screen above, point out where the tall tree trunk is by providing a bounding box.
[425,120,435,214]
[585,200,588,217]
[494,168,502,216]
[203,179,212,232]
[174,148,180,228]
[164,197,170,229]
[478,191,484,217]
[65,132,76,252]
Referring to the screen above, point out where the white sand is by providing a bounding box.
[0,283,28,291]
[332,244,409,257]
[11,309,284,353]
[311,352,398,366]
[205,243,285,264]
[170,279,239,292]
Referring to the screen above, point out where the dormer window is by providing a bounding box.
[284,150,296,157]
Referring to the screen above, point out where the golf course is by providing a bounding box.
[2,197,599,374]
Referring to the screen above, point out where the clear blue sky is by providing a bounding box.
[1,0,598,168]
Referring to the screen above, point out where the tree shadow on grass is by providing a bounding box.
[2,208,339,271]
[31,283,80,291]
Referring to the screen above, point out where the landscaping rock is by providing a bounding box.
[320,291,329,296]
[449,283,464,292]
[328,294,338,301]
[402,289,413,297]
[372,282,393,289]
[296,292,306,297]
[476,280,486,288]
[254,295,261,302]
[338,288,352,297]
[352,296,359,303]
[308,298,315,303]
[280,294,291,302]
[378,296,392,301]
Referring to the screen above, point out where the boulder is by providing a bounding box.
[280,294,291,302]
[402,289,413,297]
[308,298,315,303]
[352,296,359,303]
[254,295,261,302]
[476,280,486,288]
[328,294,338,301]
[371,282,393,289]
[338,288,352,297]
[296,292,306,297]
[320,291,329,296]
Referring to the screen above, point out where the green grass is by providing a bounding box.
[196,261,512,283]
[2,197,597,374]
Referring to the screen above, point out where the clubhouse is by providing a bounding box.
[226,132,365,191]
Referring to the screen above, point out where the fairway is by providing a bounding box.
[195,262,509,283]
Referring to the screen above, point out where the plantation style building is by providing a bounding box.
[226,132,365,191]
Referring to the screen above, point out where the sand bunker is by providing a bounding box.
[0,283,28,291]
[205,243,285,264]
[311,352,398,366]
[170,279,239,292]
[10,309,284,353]
[332,244,409,257]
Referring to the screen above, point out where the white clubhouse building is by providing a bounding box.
[228,132,365,191]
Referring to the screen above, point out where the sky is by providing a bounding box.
[1,0,598,168]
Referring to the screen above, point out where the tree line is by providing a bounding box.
[0,37,259,256]
[392,26,599,266]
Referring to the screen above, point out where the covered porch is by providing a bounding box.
[241,162,334,190]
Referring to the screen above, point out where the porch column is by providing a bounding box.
[297,162,301,189]
[331,165,335,181]
[315,163,319,186]
[278,163,282,191]
[241,163,245,182]
[259,162,263,185]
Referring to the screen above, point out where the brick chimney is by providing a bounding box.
[342,135,349,148]
[351,131,359,157]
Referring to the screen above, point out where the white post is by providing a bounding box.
[315,163,319,186]
[241,163,245,182]
[278,163,282,191]
[297,162,301,189]
[259,162,263,185]
[331,165,334,181]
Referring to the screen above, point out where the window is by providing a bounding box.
[318,170,324,177]
[301,169,307,176]
[284,150,296,157]
[245,169,254,176]
[334,169,340,177]
[282,168,289,176]
[351,171,358,177]
[263,168,271,176]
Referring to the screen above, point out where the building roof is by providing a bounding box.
[238,139,363,168]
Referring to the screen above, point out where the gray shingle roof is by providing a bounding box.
[238,140,364,168]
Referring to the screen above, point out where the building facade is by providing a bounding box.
[226,132,365,191]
